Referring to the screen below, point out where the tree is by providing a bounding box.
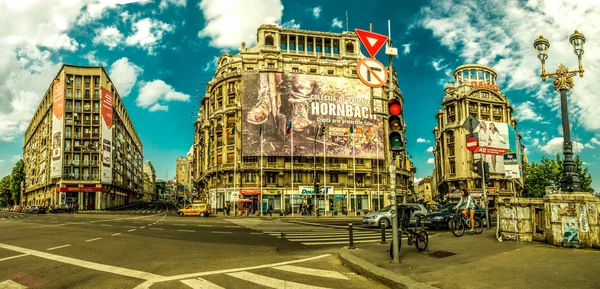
[523,154,594,198]
[0,175,11,207]
[574,155,594,193]
[10,159,24,206]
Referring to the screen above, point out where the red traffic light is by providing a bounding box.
[388,99,402,115]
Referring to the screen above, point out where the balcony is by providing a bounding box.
[65,119,73,125]
[92,160,98,166]
[265,162,278,168]
[83,160,90,166]
[73,160,80,166]
[83,121,90,125]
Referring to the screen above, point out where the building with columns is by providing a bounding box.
[432,64,526,209]
[192,24,415,215]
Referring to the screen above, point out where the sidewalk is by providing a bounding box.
[339,229,600,289]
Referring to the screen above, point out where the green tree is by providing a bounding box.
[10,159,24,206]
[523,154,594,198]
[574,155,594,193]
[0,175,11,207]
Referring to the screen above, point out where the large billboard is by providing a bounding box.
[101,88,113,184]
[50,81,64,179]
[474,120,522,178]
[241,72,384,158]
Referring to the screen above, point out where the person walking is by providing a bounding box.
[268,202,273,217]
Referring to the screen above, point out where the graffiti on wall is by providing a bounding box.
[561,217,580,244]
[580,205,589,233]
[551,203,577,222]
[588,204,598,225]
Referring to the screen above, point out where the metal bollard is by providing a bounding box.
[348,222,355,249]
[380,223,387,244]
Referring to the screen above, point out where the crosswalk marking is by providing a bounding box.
[227,271,330,289]
[180,278,225,289]
[0,280,28,289]
[273,265,349,280]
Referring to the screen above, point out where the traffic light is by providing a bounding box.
[473,160,483,176]
[317,122,325,137]
[388,99,404,152]
[483,161,490,181]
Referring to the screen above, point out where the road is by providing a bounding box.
[0,202,387,289]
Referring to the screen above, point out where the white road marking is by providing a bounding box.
[124,226,137,228]
[197,225,213,227]
[174,224,187,226]
[288,235,392,242]
[180,278,225,289]
[302,239,402,245]
[114,221,124,223]
[225,226,239,228]
[212,231,231,234]
[85,238,102,242]
[150,228,163,231]
[273,265,349,280]
[178,230,195,233]
[250,232,263,235]
[140,226,146,229]
[0,253,29,262]
[128,229,136,232]
[0,242,164,280]
[133,254,331,289]
[0,280,28,289]
[100,224,113,227]
[111,233,122,236]
[227,271,329,289]
[47,244,71,251]
[133,222,143,224]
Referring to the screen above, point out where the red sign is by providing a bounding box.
[475,147,509,155]
[240,189,261,195]
[101,88,113,128]
[56,187,103,192]
[466,137,479,151]
[470,81,499,91]
[354,29,388,58]
[356,58,388,88]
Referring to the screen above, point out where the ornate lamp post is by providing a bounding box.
[533,30,586,192]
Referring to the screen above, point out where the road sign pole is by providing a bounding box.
[481,151,490,229]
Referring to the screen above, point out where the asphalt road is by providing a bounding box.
[0,202,386,289]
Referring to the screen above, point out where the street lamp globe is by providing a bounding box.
[569,30,586,57]
[533,35,550,62]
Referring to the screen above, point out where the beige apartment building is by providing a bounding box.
[192,24,415,215]
[432,64,526,208]
[175,151,193,198]
[23,65,144,210]
[143,160,156,201]
[416,176,434,203]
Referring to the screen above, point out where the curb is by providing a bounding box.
[338,249,437,289]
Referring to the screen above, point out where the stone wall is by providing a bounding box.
[497,193,600,248]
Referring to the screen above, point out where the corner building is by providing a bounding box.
[432,64,526,209]
[23,65,143,210]
[193,24,415,215]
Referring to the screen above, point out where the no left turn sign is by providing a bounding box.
[357,58,388,88]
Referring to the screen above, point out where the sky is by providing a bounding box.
[0,0,598,192]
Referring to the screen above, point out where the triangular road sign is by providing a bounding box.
[354,29,388,58]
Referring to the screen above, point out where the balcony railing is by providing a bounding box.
[92,120,100,125]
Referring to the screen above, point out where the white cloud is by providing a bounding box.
[414,177,424,184]
[198,0,283,49]
[11,154,21,162]
[312,6,322,19]
[125,18,174,54]
[540,137,585,155]
[514,100,543,122]
[427,146,434,152]
[417,0,600,131]
[431,58,447,71]
[149,103,169,112]
[584,143,595,149]
[83,50,107,67]
[331,17,343,29]
[203,56,219,72]
[159,0,186,10]
[108,57,143,97]
[280,20,300,30]
[591,137,600,145]
[136,80,190,110]
[93,26,124,49]
[402,44,411,55]
[417,138,431,143]
[427,158,435,164]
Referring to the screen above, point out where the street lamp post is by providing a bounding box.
[533,30,586,193]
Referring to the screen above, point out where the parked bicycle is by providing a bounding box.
[389,204,429,259]
[449,210,484,237]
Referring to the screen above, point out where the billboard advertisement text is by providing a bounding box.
[101,88,113,184]
[474,120,522,178]
[241,73,384,158]
[50,81,64,179]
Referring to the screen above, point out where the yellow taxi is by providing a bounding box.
[178,203,211,217]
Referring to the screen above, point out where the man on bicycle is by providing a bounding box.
[453,188,476,233]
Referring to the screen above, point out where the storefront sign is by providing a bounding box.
[470,81,499,91]
[240,189,261,195]
[56,187,102,192]
[298,186,334,194]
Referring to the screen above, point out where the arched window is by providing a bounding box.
[346,42,354,53]
[265,35,274,46]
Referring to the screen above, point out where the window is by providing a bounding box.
[450,161,456,174]
[448,144,455,156]
[310,68,317,73]
[76,89,81,98]
[356,174,364,184]
[327,70,334,75]
[66,89,72,98]
[267,63,274,68]
[243,156,257,162]
[356,159,364,165]
[267,173,277,183]
[469,103,477,113]
[328,158,339,164]
[75,77,81,88]
[94,90,99,99]
[292,67,299,73]
[85,77,90,88]
[447,131,455,144]
[481,105,490,114]
[293,172,302,182]
[265,35,274,46]
[245,172,255,182]
[94,77,99,88]
[346,43,354,53]
[267,156,276,162]
[330,173,338,183]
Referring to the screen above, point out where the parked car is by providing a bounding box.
[29,206,47,214]
[51,206,73,214]
[362,203,427,228]
[423,203,487,229]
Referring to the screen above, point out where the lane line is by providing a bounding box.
[112,232,122,236]
[197,225,213,227]
[133,254,331,288]
[225,226,240,228]
[273,265,349,280]
[149,228,163,231]
[287,235,393,242]
[227,271,329,289]
[174,224,187,226]
[47,244,71,251]
[140,226,146,229]
[180,278,225,289]
[212,231,231,234]
[85,238,102,242]
[0,253,29,262]
[124,226,137,228]
[250,232,263,235]
[178,230,196,233]
[128,229,137,232]
[100,224,113,227]
[0,242,164,280]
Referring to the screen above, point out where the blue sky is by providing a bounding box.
[0,0,598,191]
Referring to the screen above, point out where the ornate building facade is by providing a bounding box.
[192,24,415,215]
[23,65,144,209]
[143,160,156,201]
[433,64,526,208]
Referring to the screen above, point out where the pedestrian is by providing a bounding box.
[269,202,273,217]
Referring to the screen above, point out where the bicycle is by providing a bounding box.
[389,205,429,259]
[449,210,484,237]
